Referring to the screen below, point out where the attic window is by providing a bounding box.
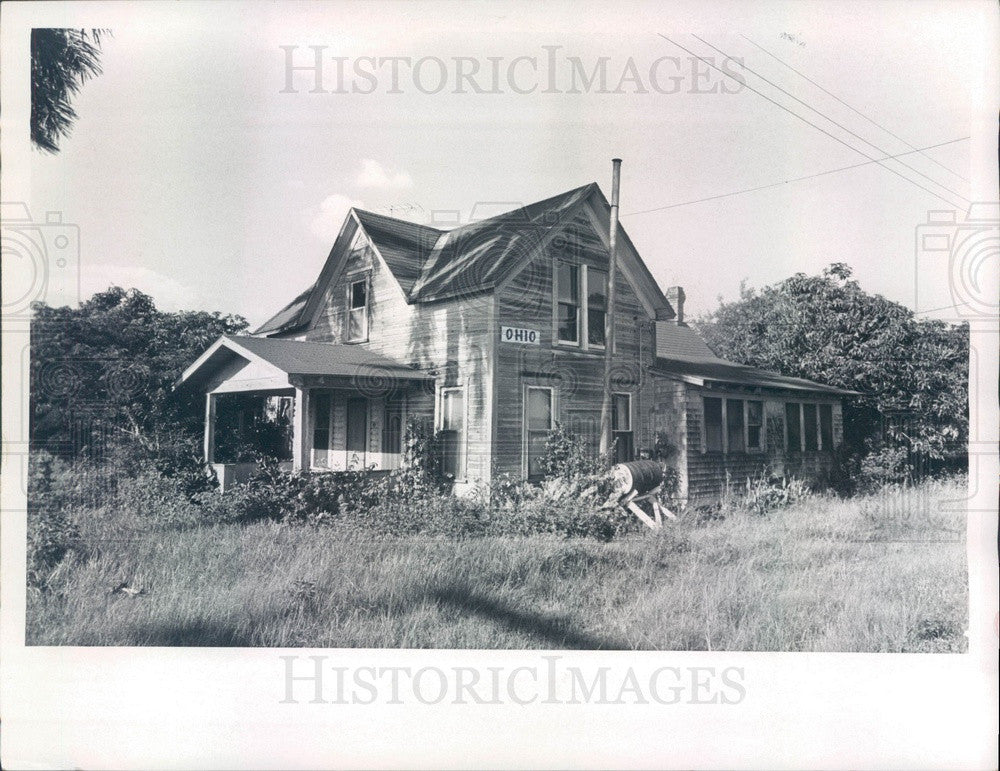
[347,276,369,342]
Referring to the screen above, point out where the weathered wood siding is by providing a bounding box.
[303,232,494,486]
[684,384,844,503]
[492,211,657,478]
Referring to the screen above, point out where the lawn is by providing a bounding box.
[27,478,968,651]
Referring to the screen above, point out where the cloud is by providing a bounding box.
[309,193,364,242]
[354,158,413,190]
[79,264,198,312]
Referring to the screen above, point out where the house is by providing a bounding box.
[177,182,855,503]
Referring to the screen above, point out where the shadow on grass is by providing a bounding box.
[431,586,629,649]
[122,619,255,646]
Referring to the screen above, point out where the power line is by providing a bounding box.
[621,136,970,217]
[692,34,968,203]
[740,34,969,183]
[657,34,968,210]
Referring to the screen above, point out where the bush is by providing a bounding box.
[739,473,813,516]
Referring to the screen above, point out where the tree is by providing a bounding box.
[30,287,248,460]
[31,28,108,153]
[698,264,968,470]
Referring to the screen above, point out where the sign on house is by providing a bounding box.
[500,326,540,345]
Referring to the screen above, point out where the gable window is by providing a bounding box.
[785,402,802,451]
[746,400,763,450]
[439,387,465,479]
[803,403,818,451]
[587,268,608,347]
[612,392,634,463]
[556,262,580,344]
[704,397,723,452]
[819,404,834,451]
[525,386,554,479]
[347,276,369,342]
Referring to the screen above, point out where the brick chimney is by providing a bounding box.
[665,286,685,324]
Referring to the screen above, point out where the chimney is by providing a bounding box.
[666,286,685,324]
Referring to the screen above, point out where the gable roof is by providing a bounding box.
[409,183,595,302]
[353,209,443,296]
[252,182,673,335]
[176,335,432,389]
[655,321,720,359]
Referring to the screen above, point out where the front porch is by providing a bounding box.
[177,336,433,490]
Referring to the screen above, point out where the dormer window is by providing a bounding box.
[347,275,369,342]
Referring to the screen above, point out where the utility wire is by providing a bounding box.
[622,136,970,216]
[740,34,969,183]
[657,34,967,210]
[692,34,968,203]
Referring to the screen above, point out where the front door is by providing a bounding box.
[346,398,368,469]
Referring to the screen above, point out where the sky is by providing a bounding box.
[17,0,994,328]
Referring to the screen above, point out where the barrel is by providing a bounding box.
[611,460,664,497]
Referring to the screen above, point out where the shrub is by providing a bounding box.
[537,423,604,480]
[739,474,813,516]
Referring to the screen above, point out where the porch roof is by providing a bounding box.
[652,355,860,396]
[176,335,432,390]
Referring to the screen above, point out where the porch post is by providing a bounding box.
[204,392,217,464]
[292,386,311,471]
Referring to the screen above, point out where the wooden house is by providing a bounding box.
[178,182,854,503]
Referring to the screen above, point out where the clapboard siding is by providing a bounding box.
[492,211,657,478]
[304,231,495,485]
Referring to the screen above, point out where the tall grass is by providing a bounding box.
[27,477,967,651]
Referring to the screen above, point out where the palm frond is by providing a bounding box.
[31,28,110,153]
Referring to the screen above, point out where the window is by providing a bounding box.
[557,263,579,343]
[746,400,763,450]
[587,268,608,347]
[383,400,403,467]
[803,403,818,451]
[440,388,465,478]
[819,404,834,451]
[347,277,368,342]
[612,393,634,464]
[525,386,554,479]
[312,392,331,468]
[724,398,745,453]
[704,397,723,452]
[785,402,801,451]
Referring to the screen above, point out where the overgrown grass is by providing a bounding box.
[27,477,968,651]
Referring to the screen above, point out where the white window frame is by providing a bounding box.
[554,261,581,347]
[310,390,335,470]
[345,272,370,343]
[523,385,556,478]
[612,391,634,462]
[438,385,467,480]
